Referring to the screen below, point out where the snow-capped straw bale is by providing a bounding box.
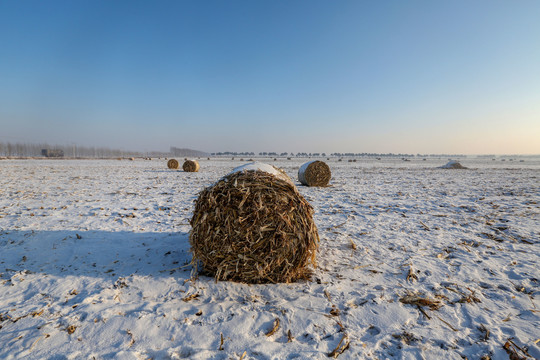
[298,160,331,187]
[440,160,468,169]
[183,159,200,172]
[167,159,179,170]
[190,162,319,283]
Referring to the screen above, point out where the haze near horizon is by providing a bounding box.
[0,1,539,155]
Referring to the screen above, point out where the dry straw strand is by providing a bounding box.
[190,166,319,283]
[167,159,179,170]
[183,159,200,172]
[298,160,331,187]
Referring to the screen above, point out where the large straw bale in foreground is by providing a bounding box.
[298,160,331,187]
[167,159,179,169]
[190,162,319,283]
[183,159,200,172]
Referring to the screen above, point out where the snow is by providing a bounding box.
[1,157,539,359]
[231,161,281,175]
[298,160,316,176]
[229,161,293,185]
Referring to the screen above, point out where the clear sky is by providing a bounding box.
[1,1,539,154]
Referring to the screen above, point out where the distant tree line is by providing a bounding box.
[0,141,469,159]
[0,142,211,159]
[170,147,208,157]
[210,152,332,157]
[210,151,256,156]
[0,141,143,158]
[330,153,467,158]
[209,152,467,158]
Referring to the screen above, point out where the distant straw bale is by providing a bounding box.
[167,159,179,170]
[298,160,331,187]
[440,160,468,169]
[183,159,200,172]
[190,162,319,283]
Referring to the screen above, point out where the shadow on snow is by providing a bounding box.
[0,229,192,280]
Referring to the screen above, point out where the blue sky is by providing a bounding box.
[1,1,539,154]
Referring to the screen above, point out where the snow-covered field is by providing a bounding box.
[1,157,539,360]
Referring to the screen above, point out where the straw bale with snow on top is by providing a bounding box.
[298,160,331,186]
[190,162,319,283]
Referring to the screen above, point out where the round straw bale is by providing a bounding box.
[298,160,331,187]
[167,159,179,169]
[190,162,319,283]
[183,159,200,172]
[439,160,468,169]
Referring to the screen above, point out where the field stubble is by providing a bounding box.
[0,158,538,359]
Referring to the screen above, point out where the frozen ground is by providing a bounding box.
[0,157,539,359]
